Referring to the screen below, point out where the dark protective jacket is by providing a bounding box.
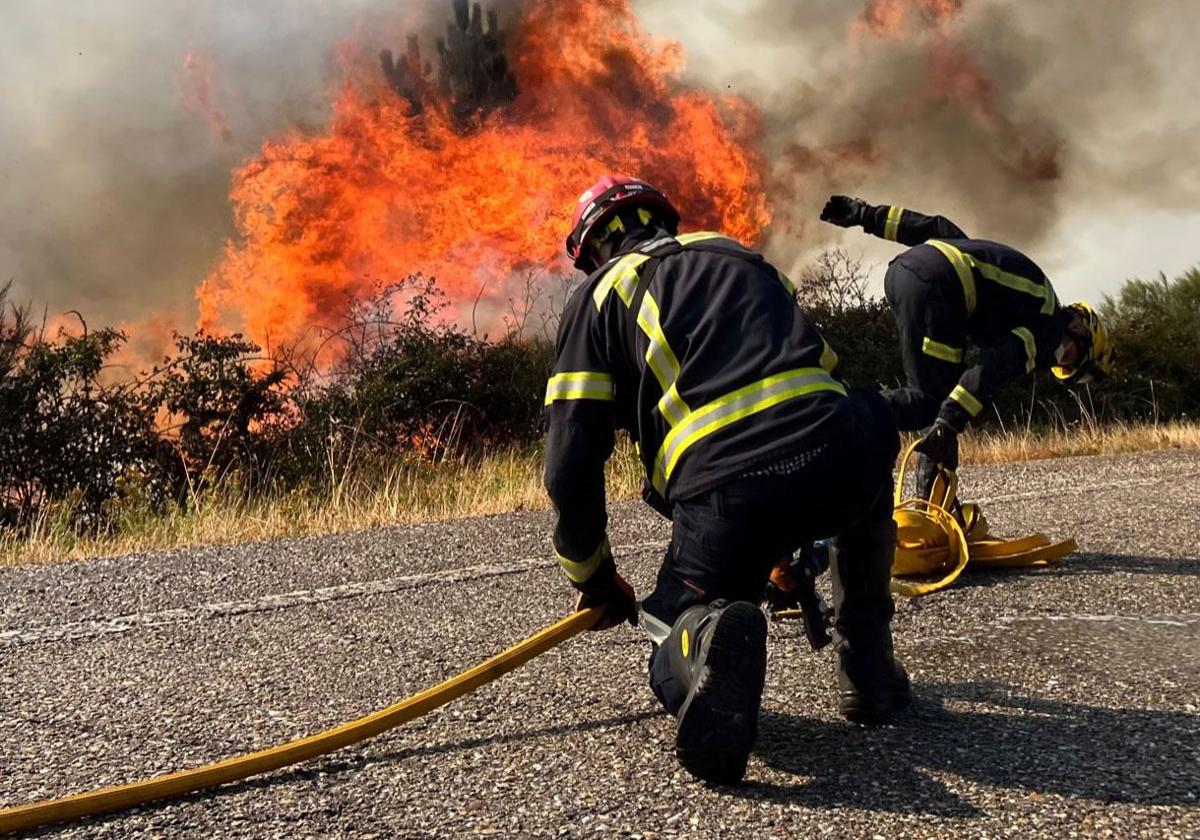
[863,203,1070,430]
[543,230,848,590]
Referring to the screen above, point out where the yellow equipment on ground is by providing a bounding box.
[0,608,604,836]
[890,442,1078,597]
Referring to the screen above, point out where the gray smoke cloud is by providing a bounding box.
[0,0,445,334]
[1,0,1196,333]
[639,0,1200,298]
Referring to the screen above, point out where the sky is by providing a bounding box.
[0,0,1197,332]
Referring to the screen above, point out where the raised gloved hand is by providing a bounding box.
[914,418,960,469]
[575,572,638,632]
[820,195,869,228]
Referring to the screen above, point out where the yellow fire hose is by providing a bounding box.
[0,607,603,835]
[890,442,1078,596]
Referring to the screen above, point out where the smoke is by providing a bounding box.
[0,0,446,333]
[637,0,1200,292]
[1,0,1196,333]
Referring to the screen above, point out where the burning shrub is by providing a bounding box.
[152,332,288,489]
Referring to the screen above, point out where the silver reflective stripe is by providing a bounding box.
[640,608,672,645]
[544,371,615,405]
[653,368,847,492]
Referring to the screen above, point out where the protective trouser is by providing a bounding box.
[829,515,911,723]
[882,261,964,498]
[641,390,901,723]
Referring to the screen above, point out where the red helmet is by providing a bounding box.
[565,175,680,272]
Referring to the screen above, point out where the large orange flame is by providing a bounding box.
[198,0,770,359]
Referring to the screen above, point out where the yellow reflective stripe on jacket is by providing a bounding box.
[820,340,839,374]
[922,337,964,364]
[557,536,610,584]
[675,231,726,246]
[884,206,905,241]
[927,240,977,316]
[776,268,797,296]
[1012,327,1037,373]
[636,292,691,426]
[652,368,847,492]
[949,384,984,417]
[972,260,1054,314]
[592,253,651,310]
[545,371,615,405]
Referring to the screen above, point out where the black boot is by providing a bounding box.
[830,519,911,724]
[664,601,768,784]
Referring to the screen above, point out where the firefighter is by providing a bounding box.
[545,176,909,786]
[820,196,1114,498]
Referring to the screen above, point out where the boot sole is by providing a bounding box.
[675,602,768,785]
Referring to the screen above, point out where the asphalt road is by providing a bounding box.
[2,450,1199,838]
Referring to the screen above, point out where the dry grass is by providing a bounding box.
[958,419,1200,465]
[3,422,1197,567]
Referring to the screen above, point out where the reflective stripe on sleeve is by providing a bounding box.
[545,371,615,405]
[776,268,797,296]
[1012,327,1037,373]
[820,340,839,374]
[558,537,610,584]
[922,337,965,364]
[949,384,984,417]
[593,253,651,310]
[927,240,977,316]
[652,368,847,492]
[884,206,905,241]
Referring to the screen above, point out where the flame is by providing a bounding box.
[182,51,232,144]
[198,0,770,360]
[856,0,964,36]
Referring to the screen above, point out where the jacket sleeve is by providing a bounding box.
[937,327,1040,431]
[543,288,618,594]
[861,204,968,246]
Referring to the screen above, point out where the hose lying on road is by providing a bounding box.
[890,442,1078,597]
[0,607,603,836]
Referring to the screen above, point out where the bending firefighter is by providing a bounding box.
[820,196,1114,499]
[544,176,908,786]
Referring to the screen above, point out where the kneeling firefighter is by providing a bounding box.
[821,196,1114,499]
[544,176,909,786]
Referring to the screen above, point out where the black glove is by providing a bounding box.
[914,418,959,469]
[575,572,638,631]
[820,195,869,228]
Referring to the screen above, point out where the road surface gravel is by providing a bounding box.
[2,449,1198,838]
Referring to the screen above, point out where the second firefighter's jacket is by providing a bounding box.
[863,203,1069,430]
[544,231,847,591]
